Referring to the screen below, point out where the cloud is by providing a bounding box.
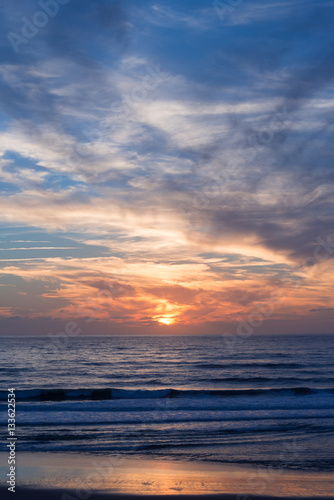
[0,0,334,333]
[310,308,334,312]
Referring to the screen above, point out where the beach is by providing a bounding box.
[1,336,334,498]
[0,452,334,498]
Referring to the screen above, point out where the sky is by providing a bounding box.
[0,0,334,336]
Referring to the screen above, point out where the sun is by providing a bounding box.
[158,317,173,326]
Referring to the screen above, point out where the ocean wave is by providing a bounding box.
[1,386,334,402]
[195,362,305,369]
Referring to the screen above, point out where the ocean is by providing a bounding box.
[1,334,334,471]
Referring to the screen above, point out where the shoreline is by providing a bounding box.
[1,452,334,497]
[1,487,334,500]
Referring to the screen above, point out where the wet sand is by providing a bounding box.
[0,452,333,498]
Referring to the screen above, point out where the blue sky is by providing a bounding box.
[0,0,334,335]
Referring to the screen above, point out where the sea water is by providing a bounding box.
[0,334,333,470]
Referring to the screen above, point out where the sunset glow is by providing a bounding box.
[0,1,333,336]
[157,318,173,326]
